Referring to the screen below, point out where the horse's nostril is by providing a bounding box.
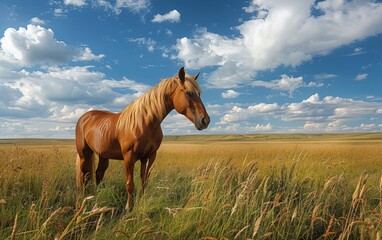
[201,116,210,126]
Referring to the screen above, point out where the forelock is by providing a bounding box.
[183,74,201,94]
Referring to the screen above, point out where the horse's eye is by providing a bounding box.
[186,91,192,97]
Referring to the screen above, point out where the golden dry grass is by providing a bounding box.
[0,133,381,239]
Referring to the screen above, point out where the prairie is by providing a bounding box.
[0,133,381,239]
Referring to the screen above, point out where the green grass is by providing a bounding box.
[0,134,381,239]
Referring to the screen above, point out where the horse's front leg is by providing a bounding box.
[123,150,137,212]
[140,151,157,194]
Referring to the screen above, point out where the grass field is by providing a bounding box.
[0,133,381,239]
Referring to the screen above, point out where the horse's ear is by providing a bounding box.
[193,72,200,81]
[178,67,185,83]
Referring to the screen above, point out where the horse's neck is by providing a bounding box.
[153,92,174,125]
[117,79,176,134]
[142,86,175,129]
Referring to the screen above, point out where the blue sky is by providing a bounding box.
[0,0,382,138]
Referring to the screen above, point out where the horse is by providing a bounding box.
[75,67,210,211]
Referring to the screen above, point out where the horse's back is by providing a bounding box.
[76,110,116,136]
[76,110,122,159]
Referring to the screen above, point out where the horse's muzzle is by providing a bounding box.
[195,115,210,130]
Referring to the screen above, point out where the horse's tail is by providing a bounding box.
[76,154,82,189]
[90,153,96,183]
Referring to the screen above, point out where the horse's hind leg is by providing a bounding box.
[77,148,94,188]
[96,157,109,185]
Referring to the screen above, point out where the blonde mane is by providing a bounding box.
[116,74,201,134]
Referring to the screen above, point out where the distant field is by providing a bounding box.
[0,133,381,239]
[165,132,382,142]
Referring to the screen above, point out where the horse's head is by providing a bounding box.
[172,67,210,130]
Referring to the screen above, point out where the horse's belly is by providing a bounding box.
[99,149,123,160]
[92,137,123,160]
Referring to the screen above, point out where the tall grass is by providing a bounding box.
[0,136,381,239]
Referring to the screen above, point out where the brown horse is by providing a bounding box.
[75,67,210,211]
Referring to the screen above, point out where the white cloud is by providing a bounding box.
[323,122,382,132]
[54,8,66,17]
[0,118,79,138]
[285,94,382,132]
[165,29,173,36]
[162,112,196,134]
[129,37,156,52]
[0,23,164,137]
[217,93,382,133]
[252,75,322,95]
[359,123,376,130]
[0,24,71,65]
[104,77,150,91]
[303,122,323,130]
[174,0,382,88]
[313,73,337,80]
[354,47,363,53]
[0,58,155,137]
[48,125,75,132]
[30,17,45,25]
[303,93,320,103]
[204,103,238,118]
[354,73,368,81]
[222,89,240,98]
[1,65,151,122]
[210,122,273,133]
[0,25,105,66]
[243,2,259,14]
[64,0,87,7]
[220,103,280,124]
[6,66,104,108]
[116,0,150,11]
[152,10,181,23]
[97,0,150,14]
[73,47,105,61]
[347,47,365,56]
[252,75,301,92]
[254,123,272,131]
[50,105,89,121]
